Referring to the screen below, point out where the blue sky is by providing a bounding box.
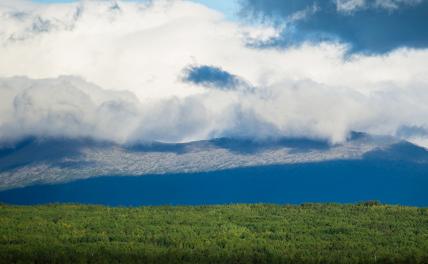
[240,0,428,54]
[33,0,428,53]
[33,0,239,20]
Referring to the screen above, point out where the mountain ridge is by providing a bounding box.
[1,133,427,191]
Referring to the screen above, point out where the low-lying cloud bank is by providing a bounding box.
[0,0,428,147]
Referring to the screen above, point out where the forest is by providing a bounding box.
[0,202,427,263]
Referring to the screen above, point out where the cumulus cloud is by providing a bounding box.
[0,0,428,147]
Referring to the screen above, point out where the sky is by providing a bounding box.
[32,0,240,20]
[0,0,428,147]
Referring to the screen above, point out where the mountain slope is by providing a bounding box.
[0,133,427,191]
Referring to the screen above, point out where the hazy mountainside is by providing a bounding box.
[0,133,427,190]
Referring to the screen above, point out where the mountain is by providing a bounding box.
[0,133,427,191]
[1,133,428,206]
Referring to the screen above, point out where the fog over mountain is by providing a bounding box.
[0,0,428,148]
[1,133,428,190]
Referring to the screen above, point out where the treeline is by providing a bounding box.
[0,203,427,263]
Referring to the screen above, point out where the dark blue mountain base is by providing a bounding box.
[1,159,427,207]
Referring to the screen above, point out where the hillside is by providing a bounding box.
[2,134,427,191]
[1,203,427,263]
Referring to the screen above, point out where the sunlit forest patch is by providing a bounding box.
[0,203,427,263]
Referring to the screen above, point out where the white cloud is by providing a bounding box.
[0,0,428,147]
[335,0,424,12]
[287,3,319,22]
[374,0,423,10]
[336,0,366,13]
